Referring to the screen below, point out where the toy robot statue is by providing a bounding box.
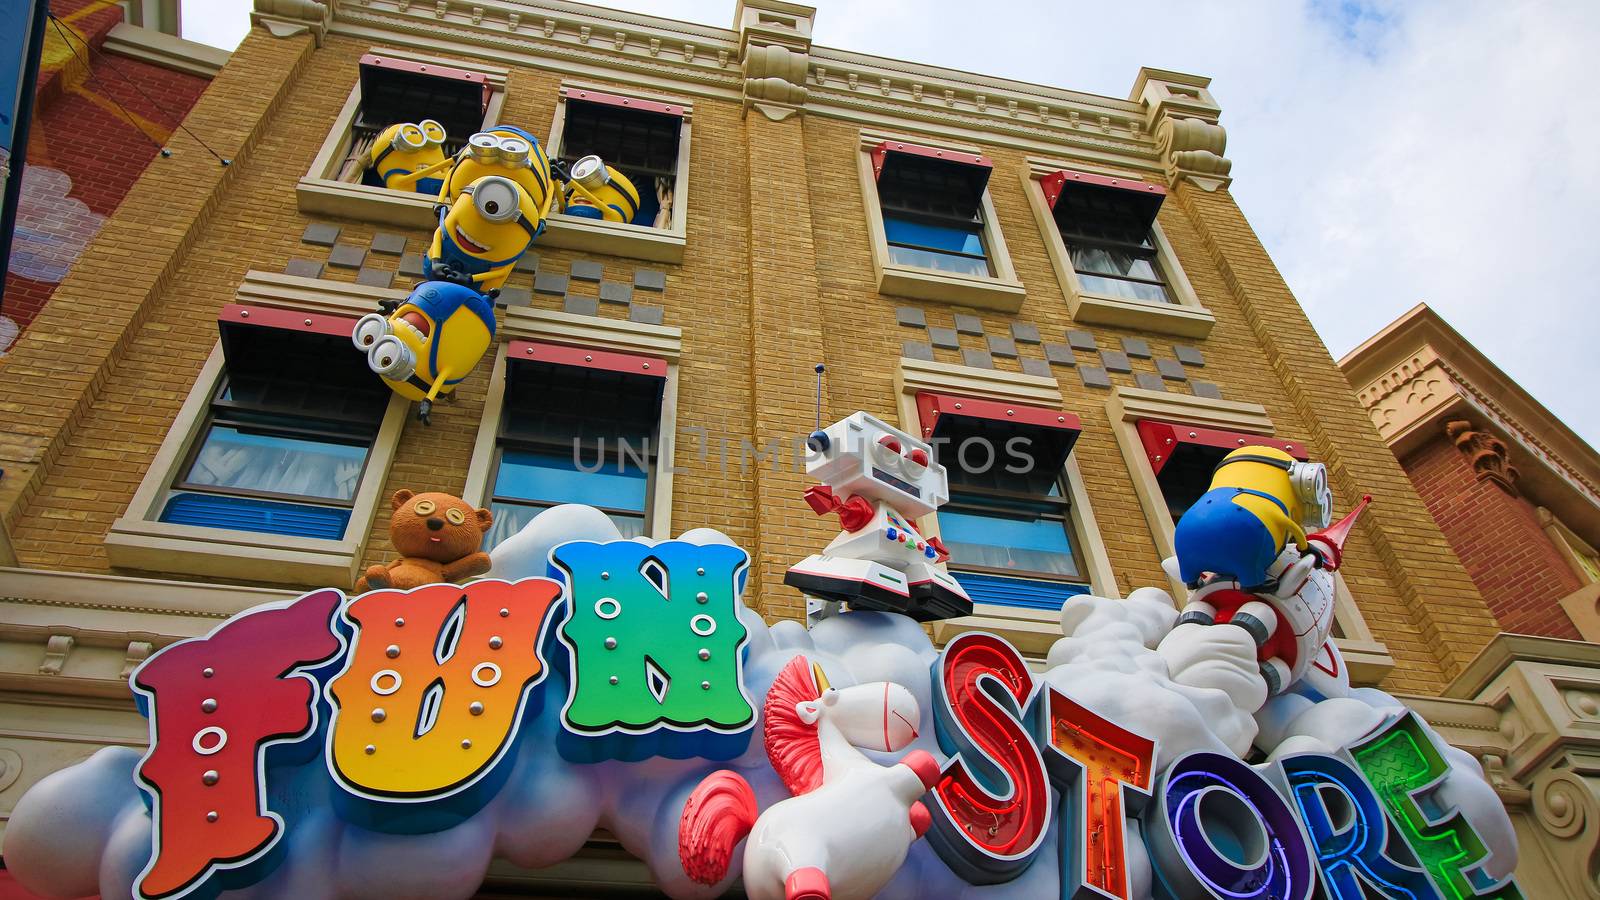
[785,411,972,622]
[1165,445,1372,694]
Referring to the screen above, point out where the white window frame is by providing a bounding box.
[296,47,509,230]
[1022,157,1215,339]
[538,80,692,264]
[1105,385,1395,684]
[105,272,410,587]
[895,357,1117,656]
[462,308,683,541]
[859,131,1025,312]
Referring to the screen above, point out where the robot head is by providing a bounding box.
[1213,446,1333,530]
[806,412,948,518]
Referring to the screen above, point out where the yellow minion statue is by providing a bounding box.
[1172,446,1334,589]
[351,280,496,423]
[560,154,643,224]
[365,120,451,194]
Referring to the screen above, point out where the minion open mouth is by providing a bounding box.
[394,313,431,341]
[454,225,489,255]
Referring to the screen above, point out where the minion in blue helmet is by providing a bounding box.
[560,154,643,224]
[1173,446,1334,589]
[352,280,495,423]
[366,120,452,194]
[425,174,541,294]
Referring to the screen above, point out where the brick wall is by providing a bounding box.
[0,18,1515,696]
[1403,432,1584,638]
[1,0,210,353]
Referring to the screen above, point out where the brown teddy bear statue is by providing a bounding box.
[355,489,494,593]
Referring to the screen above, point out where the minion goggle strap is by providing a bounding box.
[371,120,446,170]
[460,176,540,242]
[1213,453,1333,529]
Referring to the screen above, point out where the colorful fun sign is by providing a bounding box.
[15,536,1520,899]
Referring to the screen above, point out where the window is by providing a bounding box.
[553,88,684,229]
[1051,177,1169,304]
[160,337,389,541]
[539,83,692,263]
[918,392,1090,611]
[108,275,408,588]
[483,340,665,549]
[1025,160,1214,338]
[298,49,507,229]
[1135,420,1308,523]
[859,134,1024,310]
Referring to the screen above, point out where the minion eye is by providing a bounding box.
[396,123,427,150]
[467,132,499,159]
[419,119,447,144]
[471,177,519,221]
[413,499,437,515]
[445,508,466,525]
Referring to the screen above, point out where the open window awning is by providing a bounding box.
[1041,168,1166,233]
[1136,419,1307,476]
[218,303,362,372]
[916,392,1082,493]
[871,140,992,215]
[503,340,665,447]
[357,53,491,138]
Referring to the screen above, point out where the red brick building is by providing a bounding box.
[1342,303,1600,639]
[2,0,224,354]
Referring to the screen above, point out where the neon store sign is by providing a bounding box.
[53,540,1518,899]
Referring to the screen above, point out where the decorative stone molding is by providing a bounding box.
[251,0,330,45]
[1447,419,1520,494]
[735,0,813,120]
[1130,68,1232,191]
[38,635,75,676]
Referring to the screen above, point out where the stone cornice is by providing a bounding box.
[1340,303,1600,533]
[322,0,1170,172]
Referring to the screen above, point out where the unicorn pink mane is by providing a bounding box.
[765,655,825,797]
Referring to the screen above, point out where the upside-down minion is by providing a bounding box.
[1172,446,1334,589]
[560,154,643,224]
[435,126,556,216]
[365,120,451,194]
[425,174,540,294]
[352,280,495,423]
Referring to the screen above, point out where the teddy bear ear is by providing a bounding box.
[391,489,415,511]
[475,506,493,532]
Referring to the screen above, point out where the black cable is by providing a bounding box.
[47,13,230,166]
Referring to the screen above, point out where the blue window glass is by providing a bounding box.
[951,570,1092,612]
[160,491,351,540]
[939,502,1081,579]
[181,427,369,502]
[883,214,990,277]
[488,450,649,548]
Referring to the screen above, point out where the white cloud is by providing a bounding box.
[179,0,1598,444]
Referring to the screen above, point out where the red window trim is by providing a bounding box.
[560,85,686,118]
[508,339,666,379]
[359,53,491,111]
[1136,419,1306,476]
[218,304,357,340]
[1039,168,1166,210]
[914,392,1081,440]
[870,140,992,180]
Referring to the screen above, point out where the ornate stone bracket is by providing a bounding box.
[735,0,813,121]
[1447,419,1520,495]
[1130,68,1233,192]
[252,0,331,46]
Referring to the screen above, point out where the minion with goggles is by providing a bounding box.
[436,126,556,217]
[425,174,541,294]
[352,280,495,423]
[365,120,451,194]
[1173,446,1334,590]
[559,155,643,224]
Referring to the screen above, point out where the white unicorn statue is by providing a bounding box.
[678,654,940,900]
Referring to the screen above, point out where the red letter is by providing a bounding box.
[1038,687,1156,899]
[132,589,344,899]
[925,632,1050,883]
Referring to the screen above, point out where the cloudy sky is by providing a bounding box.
[183,0,1598,446]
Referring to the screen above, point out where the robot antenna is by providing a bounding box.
[808,364,828,453]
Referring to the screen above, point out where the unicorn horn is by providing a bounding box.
[1307,494,1372,572]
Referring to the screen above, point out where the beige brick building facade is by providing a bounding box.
[0,0,1596,894]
